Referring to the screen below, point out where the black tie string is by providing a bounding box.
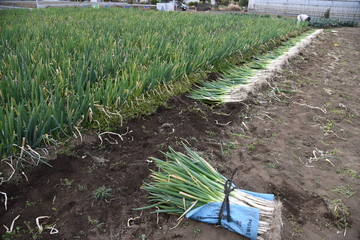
[218,168,238,225]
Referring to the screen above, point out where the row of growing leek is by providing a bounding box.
[0,8,305,158]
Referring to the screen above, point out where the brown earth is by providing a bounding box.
[1,27,359,240]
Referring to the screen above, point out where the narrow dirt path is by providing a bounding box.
[1,28,359,240]
[217,27,360,239]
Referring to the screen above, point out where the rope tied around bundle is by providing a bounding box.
[218,168,238,225]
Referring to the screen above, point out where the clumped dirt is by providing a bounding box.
[1,28,359,240]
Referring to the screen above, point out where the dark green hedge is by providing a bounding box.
[310,18,358,28]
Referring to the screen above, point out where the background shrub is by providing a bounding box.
[309,18,358,28]
[188,1,197,6]
[239,0,248,7]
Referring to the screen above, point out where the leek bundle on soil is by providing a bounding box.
[136,146,282,239]
[190,30,315,104]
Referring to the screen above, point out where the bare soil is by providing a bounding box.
[1,27,359,240]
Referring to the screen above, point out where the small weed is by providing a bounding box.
[285,139,296,146]
[180,221,191,228]
[264,162,281,170]
[274,117,284,124]
[314,179,321,187]
[326,149,338,156]
[336,167,360,179]
[92,186,112,201]
[239,112,249,119]
[87,216,105,230]
[25,200,37,207]
[221,142,236,155]
[327,199,351,229]
[155,143,166,148]
[109,161,125,170]
[319,140,331,146]
[324,219,333,228]
[189,136,199,143]
[74,230,86,239]
[186,107,207,120]
[192,227,201,238]
[57,146,78,158]
[247,143,256,152]
[1,226,25,240]
[271,133,278,138]
[204,130,217,137]
[139,234,147,240]
[298,77,311,85]
[274,82,292,88]
[329,109,346,116]
[288,215,302,234]
[321,120,335,134]
[338,93,354,101]
[23,221,40,239]
[161,102,174,110]
[286,72,301,80]
[331,185,356,198]
[87,163,99,174]
[77,184,87,191]
[230,133,251,138]
[60,178,73,189]
[141,125,149,134]
[87,216,100,225]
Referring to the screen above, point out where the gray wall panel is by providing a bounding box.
[248,0,360,21]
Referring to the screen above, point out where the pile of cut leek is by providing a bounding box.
[135,145,281,238]
[190,30,315,104]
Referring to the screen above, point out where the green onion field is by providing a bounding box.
[0,8,305,158]
[1,7,359,239]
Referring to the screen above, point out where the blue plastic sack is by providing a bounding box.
[186,177,274,240]
[186,202,260,240]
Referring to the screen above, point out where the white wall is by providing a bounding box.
[184,0,200,4]
[248,0,360,21]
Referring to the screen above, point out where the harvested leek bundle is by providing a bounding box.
[136,146,282,239]
[190,30,317,104]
